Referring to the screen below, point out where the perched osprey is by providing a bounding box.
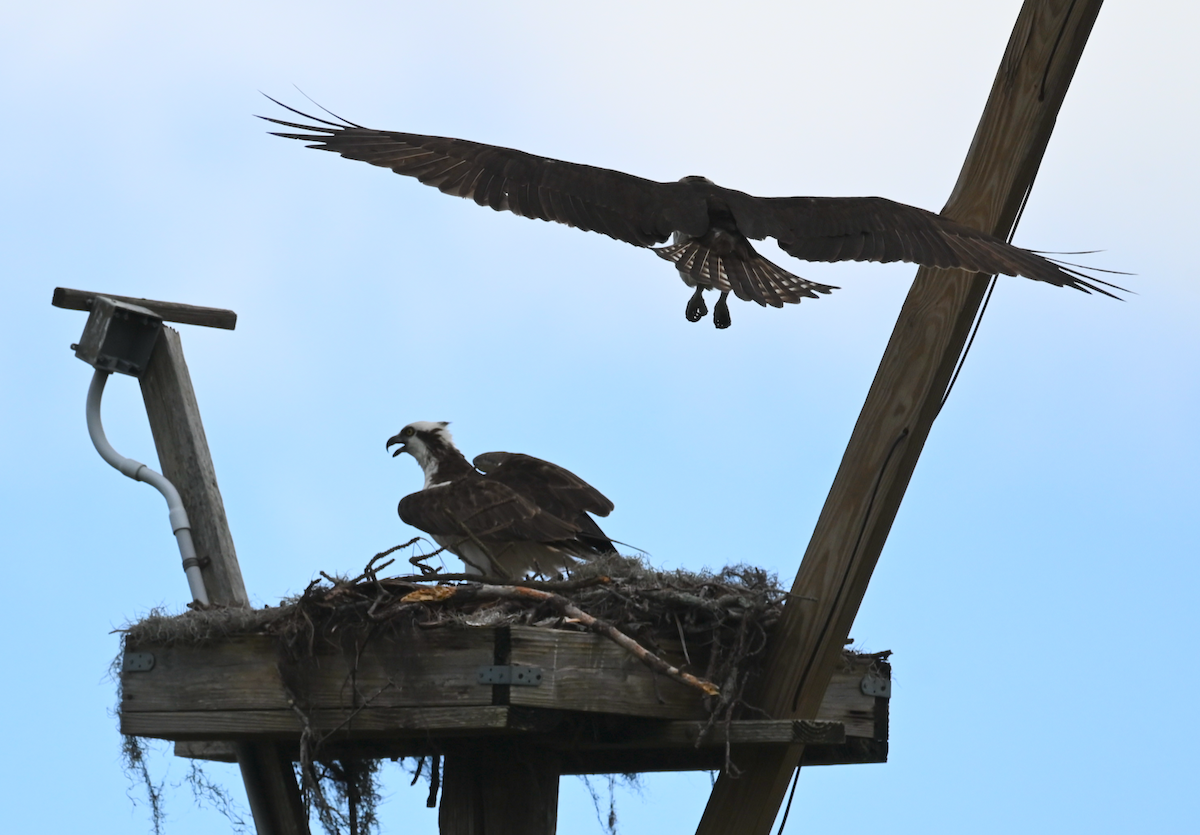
[386,421,616,578]
[264,99,1122,328]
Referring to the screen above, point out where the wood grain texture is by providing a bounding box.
[126,706,519,739]
[122,630,496,714]
[124,629,887,775]
[696,3,1105,833]
[52,286,238,329]
[139,327,248,606]
[175,740,238,762]
[161,709,879,774]
[123,626,881,723]
[506,625,707,718]
[235,741,309,835]
[553,719,845,751]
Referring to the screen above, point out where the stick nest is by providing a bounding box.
[122,551,787,718]
[114,550,823,835]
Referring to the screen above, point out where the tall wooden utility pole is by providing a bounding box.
[695,2,1106,832]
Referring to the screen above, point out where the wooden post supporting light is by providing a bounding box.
[54,288,310,835]
[695,2,1105,833]
[139,328,249,606]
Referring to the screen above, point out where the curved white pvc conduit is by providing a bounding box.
[86,369,210,605]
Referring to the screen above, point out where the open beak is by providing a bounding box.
[386,433,406,457]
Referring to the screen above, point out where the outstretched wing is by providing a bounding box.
[721,191,1123,297]
[473,451,614,516]
[262,100,708,248]
[263,99,1122,299]
[474,451,617,555]
[398,479,580,544]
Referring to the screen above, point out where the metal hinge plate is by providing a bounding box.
[123,652,156,673]
[477,665,543,686]
[860,672,891,698]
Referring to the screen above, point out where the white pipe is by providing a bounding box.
[86,369,210,605]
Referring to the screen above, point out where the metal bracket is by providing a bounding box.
[860,672,891,698]
[477,665,543,686]
[71,295,163,378]
[123,652,156,673]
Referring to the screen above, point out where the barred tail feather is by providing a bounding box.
[654,241,838,307]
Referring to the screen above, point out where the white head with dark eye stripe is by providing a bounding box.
[386,421,460,485]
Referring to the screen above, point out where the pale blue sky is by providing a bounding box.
[2,2,1197,832]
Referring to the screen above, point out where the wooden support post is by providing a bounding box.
[137,326,309,835]
[140,327,248,606]
[695,2,1105,833]
[236,741,310,835]
[439,745,560,835]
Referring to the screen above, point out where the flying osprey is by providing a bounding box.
[264,99,1122,328]
[386,421,617,578]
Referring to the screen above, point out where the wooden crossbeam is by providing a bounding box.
[52,286,238,330]
[695,2,1106,833]
[170,712,868,778]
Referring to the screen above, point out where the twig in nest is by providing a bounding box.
[674,613,692,667]
[281,683,337,828]
[409,544,447,576]
[315,679,397,741]
[394,572,612,592]
[373,539,423,564]
[401,584,720,697]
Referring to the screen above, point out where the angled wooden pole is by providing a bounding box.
[695,2,1105,832]
[140,328,249,606]
[138,326,310,835]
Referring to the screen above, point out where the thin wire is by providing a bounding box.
[775,765,802,835]
[941,275,997,406]
[789,426,909,712]
[780,168,1046,834]
[941,169,1040,408]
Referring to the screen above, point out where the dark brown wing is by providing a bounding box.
[398,479,580,544]
[262,100,708,248]
[721,191,1123,297]
[473,452,613,516]
[474,451,617,555]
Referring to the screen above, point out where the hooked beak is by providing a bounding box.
[386,433,407,457]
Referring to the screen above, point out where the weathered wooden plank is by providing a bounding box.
[52,286,238,330]
[814,659,882,738]
[124,627,887,728]
[176,740,238,762]
[553,719,845,750]
[556,742,881,776]
[696,3,1103,832]
[506,626,707,718]
[122,630,496,713]
[136,711,845,748]
[127,706,520,739]
[163,710,876,773]
[139,327,248,605]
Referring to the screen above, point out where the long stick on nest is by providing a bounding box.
[401,583,721,697]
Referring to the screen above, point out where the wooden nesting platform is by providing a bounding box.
[121,624,889,773]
